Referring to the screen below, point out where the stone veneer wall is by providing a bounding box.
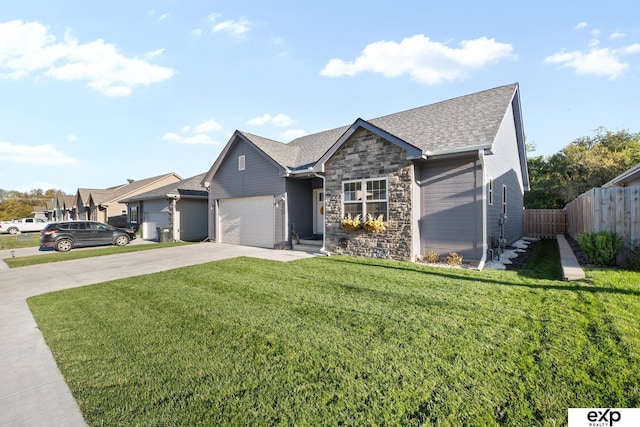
[324,128,414,261]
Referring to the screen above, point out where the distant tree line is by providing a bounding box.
[0,188,66,221]
[525,127,640,209]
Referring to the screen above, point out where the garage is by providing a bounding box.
[219,196,274,248]
[143,211,170,240]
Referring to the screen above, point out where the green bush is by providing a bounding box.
[578,231,623,266]
[623,245,640,271]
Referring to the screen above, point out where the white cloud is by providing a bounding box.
[610,32,626,39]
[0,141,77,165]
[162,118,223,145]
[194,118,222,133]
[247,113,295,127]
[161,132,182,142]
[281,129,307,141]
[191,28,203,37]
[0,20,174,96]
[145,48,165,58]
[67,133,77,142]
[209,14,251,36]
[622,44,640,54]
[545,43,640,79]
[158,13,170,21]
[574,22,588,30]
[247,114,271,126]
[319,35,514,85]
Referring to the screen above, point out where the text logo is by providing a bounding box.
[569,408,640,427]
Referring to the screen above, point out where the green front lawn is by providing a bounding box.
[28,241,640,425]
[0,233,41,249]
[3,241,191,268]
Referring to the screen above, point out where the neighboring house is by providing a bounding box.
[120,173,208,241]
[32,205,47,221]
[53,195,77,221]
[74,173,182,226]
[202,83,528,268]
[602,162,640,188]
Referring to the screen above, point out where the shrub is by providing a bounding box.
[578,231,623,266]
[446,252,463,266]
[623,244,640,271]
[423,251,440,263]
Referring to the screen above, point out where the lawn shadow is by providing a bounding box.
[322,256,640,298]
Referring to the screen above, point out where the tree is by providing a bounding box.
[525,128,640,209]
[0,188,68,221]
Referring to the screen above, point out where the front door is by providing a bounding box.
[313,189,324,235]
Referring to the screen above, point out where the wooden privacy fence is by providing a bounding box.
[565,187,640,249]
[523,209,567,238]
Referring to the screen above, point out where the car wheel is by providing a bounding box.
[114,235,130,246]
[7,227,18,234]
[55,239,73,252]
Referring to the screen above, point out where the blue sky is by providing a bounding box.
[1,1,639,194]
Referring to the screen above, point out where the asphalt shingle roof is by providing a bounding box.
[238,83,518,170]
[119,173,208,202]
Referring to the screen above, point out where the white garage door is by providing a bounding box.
[219,196,274,248]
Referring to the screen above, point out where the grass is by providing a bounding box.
[3,241,191,268]
[0,233,41,249]
[28,240,640,426]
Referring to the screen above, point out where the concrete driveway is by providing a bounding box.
[0,242,317,426]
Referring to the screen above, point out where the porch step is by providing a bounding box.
[292,239,323,254]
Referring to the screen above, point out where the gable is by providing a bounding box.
[313,119,423,173]
[202,131,288,188]
[208,135,287,199]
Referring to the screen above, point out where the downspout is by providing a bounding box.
[167,193,180,242]
[477,149,487,271]
[313,173,331,256]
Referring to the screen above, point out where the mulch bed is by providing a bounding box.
[504,241,538,271]
[563,234,591,266]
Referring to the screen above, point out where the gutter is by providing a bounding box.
[424,143,492,159]
[313,173,331,256]
[477,149,487,271]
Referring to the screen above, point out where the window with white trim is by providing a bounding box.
[238,155,245,171]
[130,206,139,223]
[502,185,507,215]
[488,178,494,205]
[342,178,388,220]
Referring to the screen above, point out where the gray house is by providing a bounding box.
[202,83,528,268]
[603,162,640,188]
[120,173,208,242]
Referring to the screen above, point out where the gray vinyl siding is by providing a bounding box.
[419,156,483,261]
[484,102,525,245]
[211,139,285,200]
[209,138,286,242]
[177,199,208,241]
[286,178,320,240]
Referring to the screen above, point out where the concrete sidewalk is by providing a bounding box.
[0,242,317,426]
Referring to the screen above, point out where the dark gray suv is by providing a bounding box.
[40,221,136,252]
